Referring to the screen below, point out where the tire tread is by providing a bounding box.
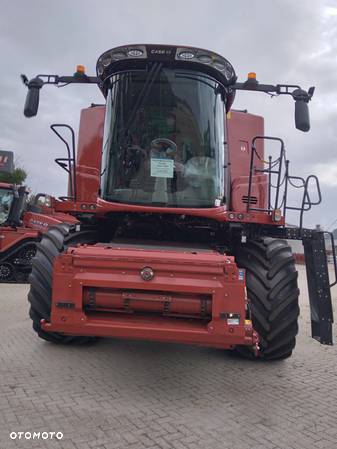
[235,238,299,360]
[28,224,97,344]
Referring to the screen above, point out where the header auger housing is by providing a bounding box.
[22,44,334,360]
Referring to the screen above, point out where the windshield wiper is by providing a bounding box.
[120,62,163,140]
[175,71,225,91]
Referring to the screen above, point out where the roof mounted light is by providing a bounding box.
[248,72,257,79]
[198,54,212,63]
[127,48,144,57]
[213,61,226,71]
[76,65,86,74]
[97,63,104,76]
[178,50,195,60]
[96,44,236,86]
[224,66,234,81]
[101,55,112,67]
[111,51,127,60]
[97,45,147,79]
[175,46,236,83]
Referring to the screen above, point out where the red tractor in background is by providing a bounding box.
[0,181,78,282]
[22,44,336,359]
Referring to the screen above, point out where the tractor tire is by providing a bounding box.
[28,224,98,344]
[234,238,300,360]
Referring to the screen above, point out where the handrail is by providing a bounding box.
[247,136,285,213]
[299,175,321,229]
[50,124,77,201]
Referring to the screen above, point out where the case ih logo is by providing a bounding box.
[150,48,172,55]
[147,46,175,60]
[0,150,14,173]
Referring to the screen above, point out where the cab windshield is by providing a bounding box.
[0,188,14,224]
[101,67,226,208]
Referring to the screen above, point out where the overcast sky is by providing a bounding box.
[0,0,336,228]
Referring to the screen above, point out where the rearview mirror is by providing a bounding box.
[293,88,310,132]
[24,77,43,117]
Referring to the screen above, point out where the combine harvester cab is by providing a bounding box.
[22,44,335,359]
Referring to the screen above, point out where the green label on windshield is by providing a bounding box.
[150,158,174,178]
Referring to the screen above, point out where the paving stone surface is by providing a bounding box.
[0,266,336,449]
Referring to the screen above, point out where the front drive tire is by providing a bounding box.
[234,238,300,360]
[28,224,98,344]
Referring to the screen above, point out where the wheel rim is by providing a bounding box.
[22,247,36,264]
[0,263,14,281]
[13,246,37,266]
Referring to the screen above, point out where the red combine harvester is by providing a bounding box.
[22,44,336,359]
[0,182,78,282]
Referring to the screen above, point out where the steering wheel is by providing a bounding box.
[150,138,177,156]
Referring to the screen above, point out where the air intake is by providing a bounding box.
[242,195,258,204]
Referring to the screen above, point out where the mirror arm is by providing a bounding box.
[232,80,315,102]
[233,81,279,93]
[21,73,100,88]
[57,74,100,84]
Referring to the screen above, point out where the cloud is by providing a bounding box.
[324,6,337,16]
[314,161,337,187]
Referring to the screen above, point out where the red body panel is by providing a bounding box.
[76,106,105,203]
[227,111,267,212]
[43,243,258,348]
[0,227,38,253]
[22,210,78,232]
[227,111,264,180]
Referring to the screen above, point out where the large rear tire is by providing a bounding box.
[28,224,98,344]
[234,238,300,360]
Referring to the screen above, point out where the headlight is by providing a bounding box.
[101,54,112,67]
[127,48,144,57]
[213,60,226,71]
[97,45,147,76]
[198,54,212,63]
[111,51,127,60]
[97,63,104,76]
[175,46,236,83]
[224,66,234,81]
[178,51,195,60]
